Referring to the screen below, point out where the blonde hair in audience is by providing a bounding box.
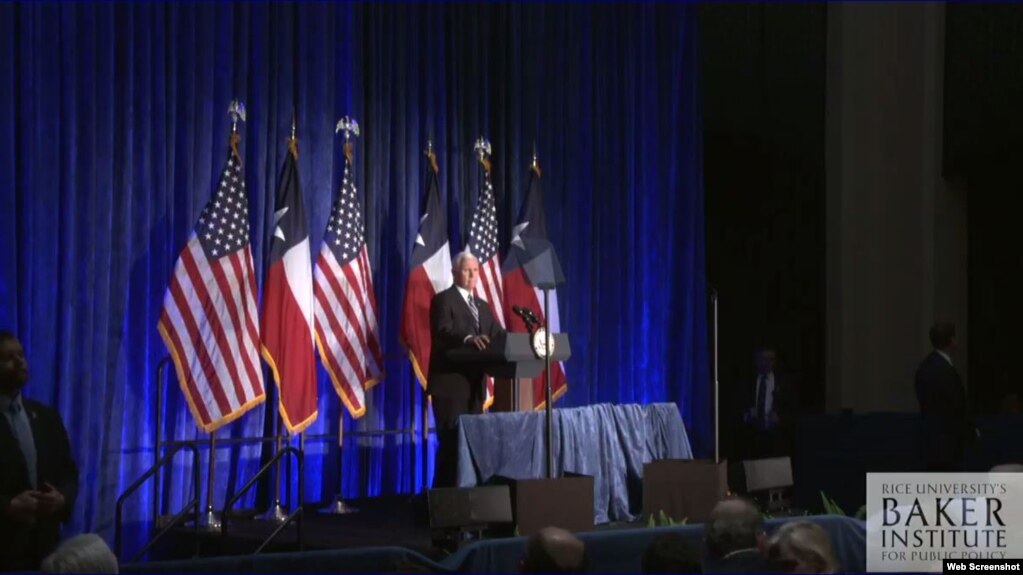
[41,534,119,574]
[767,521,839,574]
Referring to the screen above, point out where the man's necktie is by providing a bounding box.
[755,375,768,428]
[467,295,480,333]
[8,401,38,488]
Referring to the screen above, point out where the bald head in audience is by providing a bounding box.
[521,526,587,573]
[705,497,765,558]
[991,463,1023,473]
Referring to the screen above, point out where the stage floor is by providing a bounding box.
[159,494,642,562]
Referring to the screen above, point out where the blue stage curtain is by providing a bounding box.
[0,2,706,553]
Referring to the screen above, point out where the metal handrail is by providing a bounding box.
[130,500,199,563]
[154,357,171,534]
[115,443,201,561]
[135,352,431,562]
[158,427,429,449]
[253,508,304,554]
[222,446,304,553]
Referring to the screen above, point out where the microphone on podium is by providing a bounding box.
[512,305,542,329]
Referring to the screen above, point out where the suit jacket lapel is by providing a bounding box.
[0,406,31,486]
[452,287,472,330]
[27,401,44,481]
[456,287,483,333]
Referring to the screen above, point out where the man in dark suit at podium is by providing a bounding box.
[428,252,505,487]
[914,321,976,471]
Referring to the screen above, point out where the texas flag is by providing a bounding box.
[399,148,452,388]
[502,161,567,408]
[260,139,318,433]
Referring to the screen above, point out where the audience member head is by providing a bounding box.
[990,463,1023,473]
[451,251,480,292]
[928,322,957,352]
[0,330,29,396]
[642,532,702,573]
[40,534,119,574]
[520,526,587,573]
[766,521,839,574]
[705,497,766,560]
[754,345,777,376]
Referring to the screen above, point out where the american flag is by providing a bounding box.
[468,158,505,409]
[313,143,384,418]
[159,141,265,432]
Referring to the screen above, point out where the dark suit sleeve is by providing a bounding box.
[430,292,471,351]
[50,412,78,522]
[915,359,972,442]
[774,375,798,424]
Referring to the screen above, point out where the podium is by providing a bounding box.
[491,333,571,412]
[643,459,728,523]
[493,377,534,412]
[446,332,571,412]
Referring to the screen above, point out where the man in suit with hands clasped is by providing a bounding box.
[0,331,79,572]
[428,252,505,488]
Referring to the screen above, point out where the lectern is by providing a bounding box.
[445,332,571,381]
[487,331,571,413]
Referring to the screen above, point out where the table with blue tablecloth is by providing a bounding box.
[455,402,693,524]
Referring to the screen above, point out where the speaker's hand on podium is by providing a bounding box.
[468,335,490,350]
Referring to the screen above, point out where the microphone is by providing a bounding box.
[512,305,542,328]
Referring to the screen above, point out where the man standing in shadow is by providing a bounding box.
[0,331,78,571]
[915,321,977,471]
[741,345,795,460]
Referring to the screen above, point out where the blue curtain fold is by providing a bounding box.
[0,1,706,555]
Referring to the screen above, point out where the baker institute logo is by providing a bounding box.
[866,473,1023,572]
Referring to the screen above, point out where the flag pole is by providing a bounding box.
[322,116,361,514]
[544,288,554,479]
[529,149,555,479]
[325,413,362,511]
[255,380,287,523]
[198,431,221,532]
[257,115,300,525]
[199,100,247,533]
[420,140,438,492]
[712,288,720,464]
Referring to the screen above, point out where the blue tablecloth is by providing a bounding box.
[455,403,693,523]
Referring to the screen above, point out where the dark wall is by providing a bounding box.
[699,3,827,458]
[700,2,1023,461]
[946,4,1023,414]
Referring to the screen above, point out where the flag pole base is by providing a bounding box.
[320,495,358,515]
[255,501,289,524]
[198,508,222,533]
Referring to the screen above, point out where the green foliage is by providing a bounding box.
[648,510,687,527]
[820,491,867,519]
[820,491,846,516]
